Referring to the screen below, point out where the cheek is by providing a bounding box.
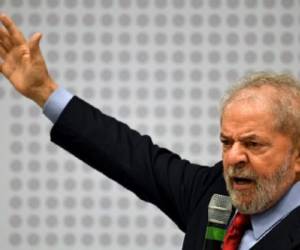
[221,151,233,168]
[222,158,230,174]
[248,162,271,178]
[249,154,290,178]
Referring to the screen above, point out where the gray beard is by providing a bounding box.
[224,156,294,214]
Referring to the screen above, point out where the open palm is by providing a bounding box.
[0,14,57,106]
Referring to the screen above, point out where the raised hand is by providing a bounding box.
[0,14,58,107]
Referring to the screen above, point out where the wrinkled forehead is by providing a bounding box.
[231,85,278,101]
[222,86,276,115]
[220,92,281,140]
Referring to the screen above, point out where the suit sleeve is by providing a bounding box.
[50,96,222,232]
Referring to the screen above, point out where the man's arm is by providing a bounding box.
[50,95,222,232]
[0,14,222,233]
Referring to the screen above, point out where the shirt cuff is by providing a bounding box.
[43,88,73,124]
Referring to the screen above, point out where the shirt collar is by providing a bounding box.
[250,181,300,240]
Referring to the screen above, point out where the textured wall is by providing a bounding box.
[0,0,299,249]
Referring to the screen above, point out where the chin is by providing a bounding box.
[229,190,273,215]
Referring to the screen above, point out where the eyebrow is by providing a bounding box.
[220,133,261,141]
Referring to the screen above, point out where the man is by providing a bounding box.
[1,14,300,250]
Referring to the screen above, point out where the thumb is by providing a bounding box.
[28,32,42,54]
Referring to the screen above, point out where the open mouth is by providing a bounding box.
[233,177,253,184]
[231,177,255,189]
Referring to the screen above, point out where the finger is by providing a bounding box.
[0,14,26,46]
[28,32,42,54]
[0,45,7,59]
[0,41,8,53]
[0,28,13,51]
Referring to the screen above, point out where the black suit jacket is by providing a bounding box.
[50,97,300,250]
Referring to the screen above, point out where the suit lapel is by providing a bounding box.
[250,206,300,250]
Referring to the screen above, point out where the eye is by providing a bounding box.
[220,138,232,147]
[245,141,260,148]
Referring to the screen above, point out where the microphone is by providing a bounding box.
[202,194,232,250]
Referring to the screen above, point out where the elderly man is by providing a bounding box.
[1,14,300,250]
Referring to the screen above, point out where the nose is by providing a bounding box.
[223,142,248,167]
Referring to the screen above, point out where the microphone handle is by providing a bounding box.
[202,222,226,250]
[202,239,222,250]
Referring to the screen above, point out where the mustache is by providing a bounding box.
[225,165,258,180]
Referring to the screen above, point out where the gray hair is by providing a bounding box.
[221,71,300,146]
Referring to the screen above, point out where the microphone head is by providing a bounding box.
[208,194,232,225]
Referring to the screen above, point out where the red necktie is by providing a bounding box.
[222,212,250,250]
